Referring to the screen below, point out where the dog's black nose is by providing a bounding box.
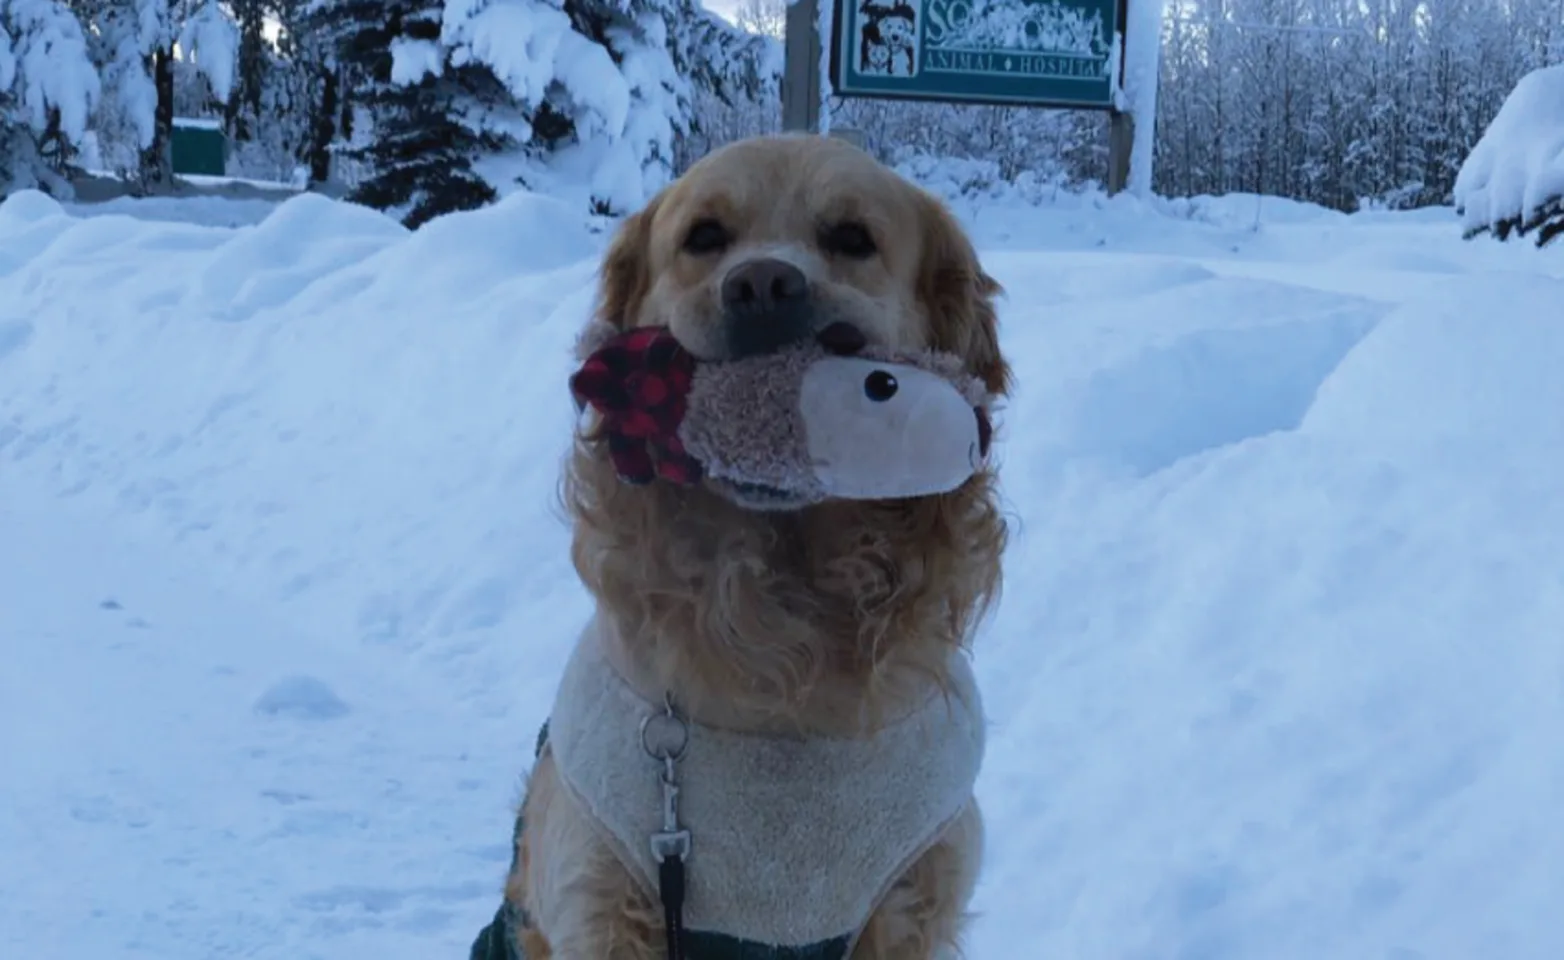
[722,258,808,313]
[721,258,812,358]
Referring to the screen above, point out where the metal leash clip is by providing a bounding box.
[640,692,692,864]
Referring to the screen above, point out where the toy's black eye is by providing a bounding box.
[821,221,877,259]
[683,219,730,255]
[864,370,898,402]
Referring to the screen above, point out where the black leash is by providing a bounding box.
[658,854,688,959]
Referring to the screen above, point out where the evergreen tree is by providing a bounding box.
[1,0,101,196]
[1454,62,1564,248]
[557,0,782,211]
[307,0,779,227]
[196,0,319,183]
[69,0,154,177]
[68,0,234,193]
[268,0,347,186]
[226,0,269,141]
[303,0,495,225]
[132,0,174,191]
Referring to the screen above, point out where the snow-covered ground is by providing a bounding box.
[3,179,1563,960]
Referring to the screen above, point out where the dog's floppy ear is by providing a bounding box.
[916,193,1011,397]
[595,194,663,331]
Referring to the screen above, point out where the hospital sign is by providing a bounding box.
[829,0,1122,109]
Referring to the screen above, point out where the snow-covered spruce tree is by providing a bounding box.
[635,0,783,186]
[69,0,156,175]
[497,0,780,213]
[72,0,235,192]
[92,0,178,189]
[178,0,318,183]
[183,0,313,182]
[228,45,318,182]
[301,0,497,226]
[170,1,237,162]
[226,0,267,140]
[314,0,777,227]
[1,0,101,197]
[175,7,239,120]
[273,0,350,186]
[1454,63,1564,249]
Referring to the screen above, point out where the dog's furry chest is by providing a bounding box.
[545,617,986,952]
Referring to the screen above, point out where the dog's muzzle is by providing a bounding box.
[720,258,814,359]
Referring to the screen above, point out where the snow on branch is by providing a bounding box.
[177,1,240,103]
[390,37,444,86]
[0,24,15,94]
[1,0,101,143]
[1454,64,1564,249]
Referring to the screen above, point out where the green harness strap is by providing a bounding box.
[466,721,853,960]
[678,931,852,960]
[470,915,849,960]
[468,902,523,960]
[468,724,549,960]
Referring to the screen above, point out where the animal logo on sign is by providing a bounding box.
[858,0,920,77]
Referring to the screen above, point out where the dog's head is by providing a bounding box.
[590,133,1009,509]
[878,7,916,47]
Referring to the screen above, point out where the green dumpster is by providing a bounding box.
[172,117,226,177]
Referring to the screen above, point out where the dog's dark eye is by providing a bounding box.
[683,219,730,255]
[821,221,877,259]
[864,370,898,402]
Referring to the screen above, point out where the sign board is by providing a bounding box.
[829,0,1121,109]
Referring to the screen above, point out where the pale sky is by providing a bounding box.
[700,0,743,25]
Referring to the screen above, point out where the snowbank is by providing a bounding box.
[3,186,1564,958]
[1454,63,1564,247]
[891,152,1362,250]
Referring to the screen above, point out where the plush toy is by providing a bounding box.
[568,321,996,506]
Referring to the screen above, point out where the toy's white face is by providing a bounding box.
[799,356,989,502]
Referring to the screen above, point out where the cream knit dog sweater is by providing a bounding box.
[545,616,987,955]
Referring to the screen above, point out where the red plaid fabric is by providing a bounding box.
[569,326,704,486]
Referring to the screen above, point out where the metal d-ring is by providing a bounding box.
[639,691,689,763]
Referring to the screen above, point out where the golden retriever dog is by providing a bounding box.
[492,133,1010,960]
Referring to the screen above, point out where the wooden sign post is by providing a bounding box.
[782,0,823,133]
